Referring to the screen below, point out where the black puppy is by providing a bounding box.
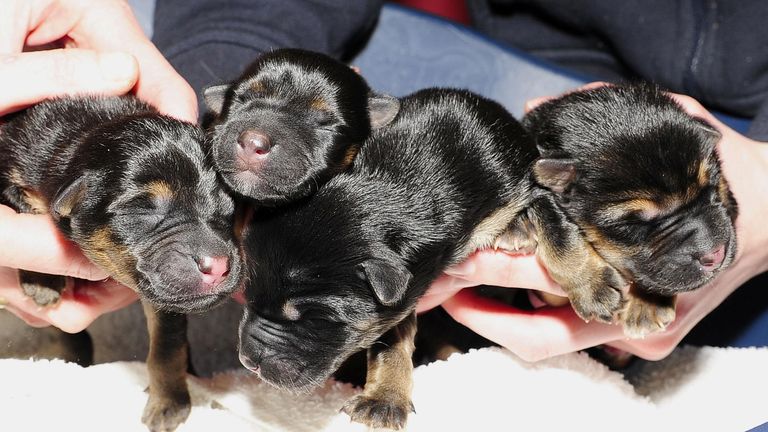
[525,83,737,337]
[0,96,242,431]
[236,88,627,429]
[203,48,400,205]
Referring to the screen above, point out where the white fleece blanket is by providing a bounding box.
[2,346,766,432]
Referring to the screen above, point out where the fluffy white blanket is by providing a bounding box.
[2,346,766,431]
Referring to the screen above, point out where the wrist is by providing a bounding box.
[718,134,768,278]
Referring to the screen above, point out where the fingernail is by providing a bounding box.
[98,52,137,85]
[445,259,475,277]
[0,296,7,309]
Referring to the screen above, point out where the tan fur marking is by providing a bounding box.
[145,181,174,201]
[250,81,264,93]
[339,145,360,170]
[8,169,49,214]
[83,227,137,289]
[343,313,417,429]
[697,161,711,188]
[310,97,330,111]
[457,200,527,262]
[21,189,48,214]
[717,175,731,207]
[234,203,255,242]
[604,198,664,220]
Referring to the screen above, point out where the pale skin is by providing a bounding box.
[418,83,768,362]
[0,0,196,332]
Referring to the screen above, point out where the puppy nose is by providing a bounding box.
[237,130,272,157]
[697,244,725,272]
[196,255,230,287]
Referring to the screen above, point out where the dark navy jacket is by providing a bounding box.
[152,0,768,140]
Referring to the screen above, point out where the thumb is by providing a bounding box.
[0,48,138,116]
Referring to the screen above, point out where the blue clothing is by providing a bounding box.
[150,0,768,348]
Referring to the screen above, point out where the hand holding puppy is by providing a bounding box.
[0,0,197,332]
[419,84,768,362]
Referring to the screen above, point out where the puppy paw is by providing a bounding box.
[494,223,537,255]
[141,392,191,432]
[341,393,414,430]
[569,269,626,324]
[19,271,71,306]
[21,283,61,306]
[620,294,676,339]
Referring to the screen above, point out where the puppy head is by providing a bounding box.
[237,194,414,392]
[204,48,399,205]
[527,84,737,296]
[52,116,243,312]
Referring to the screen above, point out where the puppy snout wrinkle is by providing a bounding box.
[697,244,725,272]
[238,129,272,158]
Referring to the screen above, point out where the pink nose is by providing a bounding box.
[197,255,230,287]
[698,244,725,272]
[237,130,272,160]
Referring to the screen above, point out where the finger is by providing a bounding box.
[442,288,623,362]
[666,93,730,132]
[523,96,553,113]
[416,273,480,313]
[0,49,138,115]
[43,279,137,333]
[58,1,198,122]
[0,0,36,53]
[2,304,51,328]
[0,206,109,280]
[444,251,566,296]
[523,81,612,113]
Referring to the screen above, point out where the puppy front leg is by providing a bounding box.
[342,311,417,430]
[528,195,627,324]
[141,300,191,432]
[621,287,676,338]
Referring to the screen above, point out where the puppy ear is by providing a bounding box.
[360,257,412,306]
[533,158,577,193]
[692,117,722,154]
[203,84,230,115]
[51,177,87,220]
[368,93,400,129]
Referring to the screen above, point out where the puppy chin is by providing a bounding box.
[241,353,333,394]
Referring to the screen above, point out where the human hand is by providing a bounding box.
[0,0,196,121]
[417,83,768,362]
[0,206,137,333]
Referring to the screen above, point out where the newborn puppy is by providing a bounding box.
[0,96,242,431]
[236,88,623,429]
[203,48,400,204]
[525,83,738,337]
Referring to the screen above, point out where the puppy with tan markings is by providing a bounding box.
[0,95,242,432]
[525,83,737,338]
[203,48,400,205]
[235,87,630,430]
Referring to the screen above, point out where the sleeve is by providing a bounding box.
[747,101,768,142]
[151,0,384,116]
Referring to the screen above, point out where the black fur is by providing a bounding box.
[0,95,243,431]
[237,88,537,392]
[203,48,399,205]
[525,83,737,296]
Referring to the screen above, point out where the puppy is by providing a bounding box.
[203,48,400,205]
[235,87,628,429]
[0,95,242,431]
[525,83,737,337]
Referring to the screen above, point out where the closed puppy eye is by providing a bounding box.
[604,198,665,222]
